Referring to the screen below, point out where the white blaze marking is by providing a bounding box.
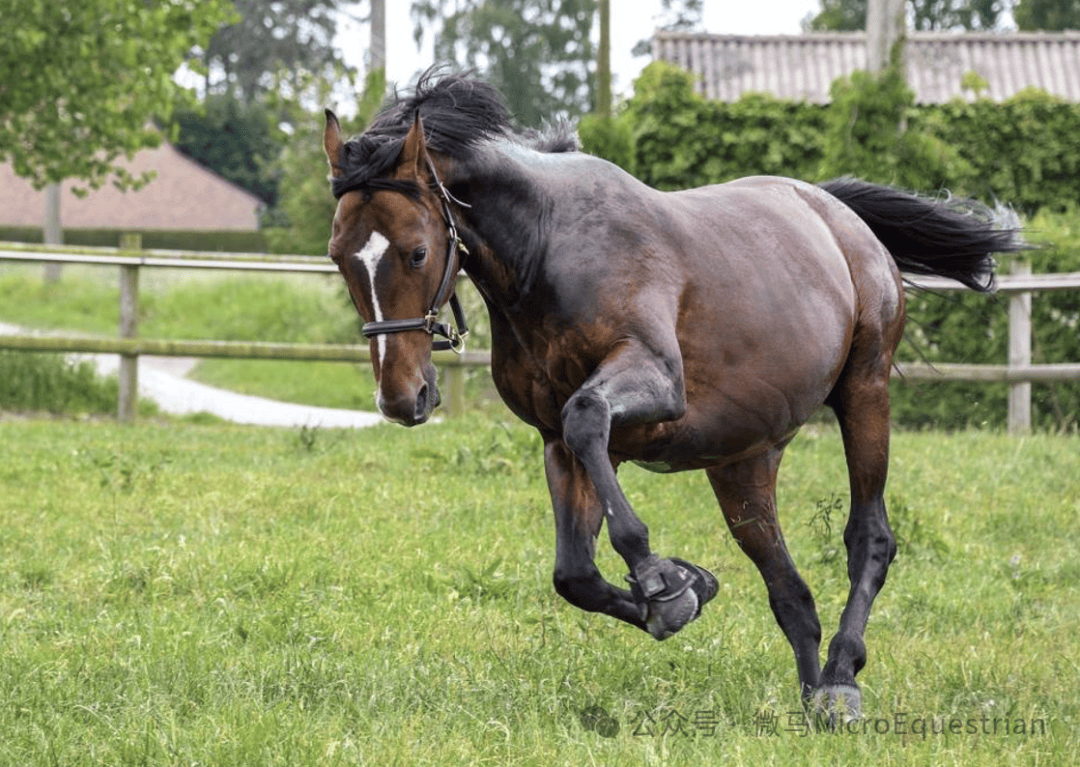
[355,231,391,366]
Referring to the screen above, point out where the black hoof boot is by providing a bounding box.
[626,555,719,640]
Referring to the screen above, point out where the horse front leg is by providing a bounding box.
[544,437,645,629]
[559,342,717,640]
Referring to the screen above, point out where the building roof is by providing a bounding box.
[0,140,264,231]
[652,31,1080,104]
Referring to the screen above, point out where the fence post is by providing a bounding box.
[118,233,141,423]
[1007,261,1032,435]
[444,363,466,418]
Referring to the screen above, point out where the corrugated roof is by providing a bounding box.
[652,31,1080,103]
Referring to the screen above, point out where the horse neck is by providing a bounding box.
[452,142,551,303]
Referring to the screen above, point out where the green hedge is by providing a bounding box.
[908,90,1080,215]
[580,62,828,190]
[892,209,1080,431]
[584,62,1080,214]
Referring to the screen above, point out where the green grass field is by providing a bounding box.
[1,416,1076,765]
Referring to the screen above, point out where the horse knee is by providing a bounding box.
[561,391,610,458]
[553,566,605,612]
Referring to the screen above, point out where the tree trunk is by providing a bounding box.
[44,183,62,283]
[371,0,386,73]
[867,0,905,73]
[597,0,611,117]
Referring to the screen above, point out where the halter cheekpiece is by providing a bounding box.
[352,158,470,354]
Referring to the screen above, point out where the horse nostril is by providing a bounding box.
[414,384,429,422]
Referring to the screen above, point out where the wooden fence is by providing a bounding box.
[0,239,486,421]
[2,240,1079,433]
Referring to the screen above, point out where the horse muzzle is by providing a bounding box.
[376,366,441,426]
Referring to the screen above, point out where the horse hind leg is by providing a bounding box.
[706,449,823,699]
[816,352,898,722]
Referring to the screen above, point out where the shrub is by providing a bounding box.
[0,351,132,416]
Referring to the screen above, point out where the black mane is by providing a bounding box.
[331,71,578,200]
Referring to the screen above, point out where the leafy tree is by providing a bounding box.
[1014,0,1080,29]
[177,1,362,206]
[804,0,1010,31]
[172,96,284,206]
[909,0,1007,29]
[264,70,387,255]
[201,0,354,103]
[411,0,598,124]
[804,0,867,30]
[0,0,234,190]
[632,0,703,55]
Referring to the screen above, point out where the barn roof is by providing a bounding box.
[651,31,1080,104]
[0,140,264,232]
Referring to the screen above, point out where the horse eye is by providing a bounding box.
[409,247,428,268]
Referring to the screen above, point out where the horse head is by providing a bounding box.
[323,109,466,426]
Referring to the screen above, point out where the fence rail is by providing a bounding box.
[0,240,486,420]
[2,241,1080,432]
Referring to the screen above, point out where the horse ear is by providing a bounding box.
[323,109,344,178]
[398,113,431,181]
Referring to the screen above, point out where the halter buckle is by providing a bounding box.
[449,328,468,354]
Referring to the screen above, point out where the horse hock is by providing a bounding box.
[627,555,719,640]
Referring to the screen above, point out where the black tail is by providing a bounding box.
[819,177,1028,293]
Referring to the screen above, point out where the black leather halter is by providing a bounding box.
[359,159,470,353]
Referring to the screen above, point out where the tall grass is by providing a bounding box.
[0,350,138,416]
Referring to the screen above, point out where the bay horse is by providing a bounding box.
[321,73,1023,718]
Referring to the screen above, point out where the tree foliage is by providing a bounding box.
[172,96,284,206]
[264,70,387,255]
[1014,0,1080,30]
[0,0,234,190]
[631,0,703,56]
[174,1,361,207]
[200,0,353,103]
[410,0,597,123]
[804,0,1010,31]
[804,0,868,30]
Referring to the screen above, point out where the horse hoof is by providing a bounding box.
[810,683,862,728]
[627,556,719,640]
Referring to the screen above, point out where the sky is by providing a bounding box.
[336,1,822,103]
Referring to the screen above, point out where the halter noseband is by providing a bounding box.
[357,158,470,353]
